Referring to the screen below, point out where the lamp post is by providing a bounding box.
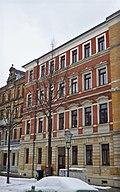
[65,130,72,177]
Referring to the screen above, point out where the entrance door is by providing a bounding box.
[58,147,65,175]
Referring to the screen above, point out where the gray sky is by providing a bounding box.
[0,0,119,87]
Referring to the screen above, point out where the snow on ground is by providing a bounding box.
[0,176,36,192]
[0,176,112,192]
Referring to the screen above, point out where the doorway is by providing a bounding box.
[58,147,65,175]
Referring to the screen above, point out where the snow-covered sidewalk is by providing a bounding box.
[0,176,36,192]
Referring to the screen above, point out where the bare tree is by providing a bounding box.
[26,42,69,176]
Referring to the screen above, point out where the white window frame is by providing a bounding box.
[40,63,46,78]
[25,119,31,135]
[82,100,93,127]
[70,47,78,64]
[49,59,55,74]
[59,53,66,69]
[69,105,78,129]
[58,80,65,98]
[82,40,91,59]
[26,93,32,108]
[28,69,34,82]
[57,112,65,130]
[96,33,106,53]
[70,76,78,94]
[96,65,108,87]
[96,96,109,124]
[38,88,44,105]
[37,117,44,133]
[82,71,92,91]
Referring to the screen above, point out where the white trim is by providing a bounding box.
[69,108,78,129]
[59,53,66,69]
[82,71,92,91]
[70,76,78,94]
[96,33,106,53]
[81,100,93,127]
[26,93,32,108]
[82,40,91,59]
[97,100,109,125]
[58,80,65,98]
[25,119,31,135]
[49,59,55,74]
[40,63,46,78]
[96,65,108,87]
[70,47,78,64]
[57,111,65,130]
[28,69,34,83]
[37,116,44,133]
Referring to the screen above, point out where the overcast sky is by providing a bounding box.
[0,0,119,87]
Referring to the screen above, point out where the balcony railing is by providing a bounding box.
[0,139,20,146]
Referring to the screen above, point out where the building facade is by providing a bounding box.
[0,11,119,188]
[19,10,120,187]
[0,65,25,175]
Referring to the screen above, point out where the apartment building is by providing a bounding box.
[19,10,120,187]
[0,65,25,175]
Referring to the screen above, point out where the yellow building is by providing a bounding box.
[0,65,25,175]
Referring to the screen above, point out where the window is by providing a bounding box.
[72,49,77,63]
[12,153,15,166]
[59,81,65,98]
[14,129,17,139]
[27,94,32,107]
[17,86,20,98]
[99,67,107,86]
[99,103,108,124]
[25,148,29,164]
[98,36,105,52]
[59,113,64,130]
[6,109,10,120]
[49,85,54,99]
[14,107,18,118]
[60,55,65,69]
[8,90,12,101]
[85,107,91,126]
[102,144,110,165]
[50,60,54,75]
[0,110,4,120]
[26,120,30,134]
[39,89,44,105]
[72,146,78,165]
[84,43,90,58]
[71,78,78,94]
[84,73,91,90]
[86,145,93,165]
[3,153,7,166]
[41,65,45,78]
[20,105,23,115]
[38,148,42,164]
[29,70,33,82]
[71,110,77,128]
[38,118,43,133]
[20,128,22,138]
